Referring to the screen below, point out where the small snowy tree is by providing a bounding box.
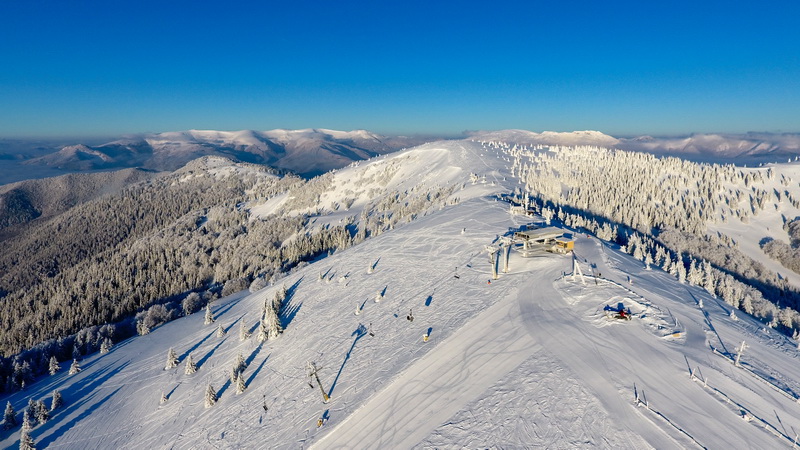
[264,304,283,340]
[100,337,112,354]
[542,207,555,225]
[137,320,150,336]
[160,391,168,404]
[48,356,59,376]
[184,353,197,374]
[3,401,16,429]
[204,384,217,408]
[26,399,37,426]
[36,400,48,424]
[204,305,215,325]
[19,409,35,450]
[235,353,246,374]
[229,366,238,384]
[236,372,247,394]
[216,323,226,338]
[68,359,81,375]
[164,348,179,370]
[239,320,250,341]
[50,390,63,411]
[256,318,269,342]
[687,259,703,286]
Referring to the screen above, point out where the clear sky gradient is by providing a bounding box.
[1,0,798,138]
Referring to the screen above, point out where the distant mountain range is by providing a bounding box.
[3,129,800,186]
[19,129,430,179]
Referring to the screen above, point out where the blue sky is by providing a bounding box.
[1,0,798,138]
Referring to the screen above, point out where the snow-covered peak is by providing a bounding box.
[469,129,620,147]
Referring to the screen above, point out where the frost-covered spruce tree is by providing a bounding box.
[239,320,250,341]
[256,318,269,343]
[19,409,35,450]
[160,391,168,404]
[3,401,16,429]
[48,356,59,376]
[687,259,703,286]
[36,400,48,424]
[26,399,37,426]
[701,260,716,296]
[644,252,653,270]
[184,353,197,374]
[264,303,282,340]
[100,337,113,354]
[68,359,81,375]
[204,305,215,325]
[164,348,179,370]
[236,372,247,394]
[235,352,246,374]
[50,390,63,411]
[216,323,226,338]
[204,384,217,408]
[229,366,238,384]
[137,320,150,336]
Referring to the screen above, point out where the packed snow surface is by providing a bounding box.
[3,140,800,449]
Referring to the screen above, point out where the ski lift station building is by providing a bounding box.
[514,226,574,256]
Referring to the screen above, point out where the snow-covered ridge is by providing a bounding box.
[469,129,800,159]
[20,129,421,179]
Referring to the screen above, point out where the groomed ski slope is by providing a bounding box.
[2,140,800,449]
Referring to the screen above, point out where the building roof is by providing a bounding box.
[514,226,564,240]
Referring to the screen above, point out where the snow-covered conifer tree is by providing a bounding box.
[3,401,16,429]
[48,356,59,376]
[255,317,268,342]
[164,348,179,370]
[236,372,247,394]
[19,409,35,450]
[264,303,282,340]
[160,391,168,404]
[68,359,81,375]
[662,253,672,273]
[272,291,284,316]
[229,366,238,384]
[182,353,196,374]
[235,353,246,374]
[676,260,687,284]
[204,305,215,325]
[26,399,37,426]
[50,390,63,411]
[100,338,112,354]
[36,400,48,424]
[687,259,703,286]
[204,384,217,408]
[239,320,250,341]
[701,260,716,296]
[216,323,226,338]
[542,207,555,225]
[644,252,653,270]
[137,320,150,336]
